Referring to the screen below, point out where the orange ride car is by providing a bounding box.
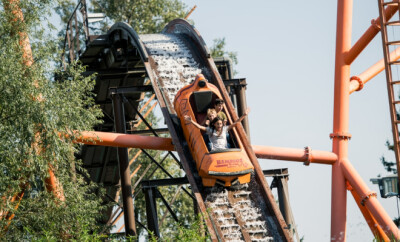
[174,74,254,187]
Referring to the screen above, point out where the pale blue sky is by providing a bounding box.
[180,0,398,241]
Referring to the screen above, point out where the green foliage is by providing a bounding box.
[210,37,238,65]
[145,214,209,241]
[380,140,397,174]
[0,0,107,239]
[210,37,239,76]
[91,0,188,34]
[380,156,397,174]
[166,216,209,242]
[54,0,76,26]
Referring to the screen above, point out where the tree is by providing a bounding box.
[90,0,187,34]
[210,37,238,66]
[210,37,239,76]
[0,0,107,239]
[381,140,397,174]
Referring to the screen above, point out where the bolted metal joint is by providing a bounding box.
[371,19,381,31]
[329,132,352,140]
[350,76,364,91]
[304,146,312,166]
[360,192,377,206]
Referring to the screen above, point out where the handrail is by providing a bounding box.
[61,0,90,70]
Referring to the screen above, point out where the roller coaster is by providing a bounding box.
[4,0,400,241]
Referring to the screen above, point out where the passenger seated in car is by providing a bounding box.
[203,108,217,151]
[214,98,227,125]
[184,108,250,151]
[204,108,217,126]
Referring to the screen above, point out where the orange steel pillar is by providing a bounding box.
[346,182,389,241]
[331,0,352,240]
[341,159,400,239]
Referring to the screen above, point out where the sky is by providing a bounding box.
[178,0,399,241]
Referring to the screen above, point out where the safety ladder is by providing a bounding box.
[377,0,400,178]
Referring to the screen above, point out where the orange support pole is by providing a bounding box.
[44,165,66,202]
[76,131,174,151]
[331,0,353,240]
[3,0,33,66]
[252,145,337,165]
[184,5,197,20]
[341,159,400,239]
[0,180,29,236]
[346,182,390,241]
[349,46,400,94]
[129,150,142,166]
[130,164,141,179]
[135,101,157,128]
[0,188,25,236]
[138,94,155,114]
[345,5,398,64]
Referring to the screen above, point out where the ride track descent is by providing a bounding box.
[65,16,291,240]
[140,20,291,241]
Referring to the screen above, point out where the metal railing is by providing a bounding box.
[61,0,90,70]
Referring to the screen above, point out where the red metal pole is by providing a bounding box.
[349,46,400,94]
[331,0,353,240]
[44,165,66,202]
[347,182,389,241]
[345,5,398,64]
[75,131,175,151]
[252,145,337,165]
[341,159,400,239]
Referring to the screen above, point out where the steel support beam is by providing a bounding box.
[109,85,154,94]
[223,78,250,137]
[253,145,337,165]
[142,177,189,238]
[234,81,250,138]
[111,92,136,237]
[128,128,169,135]
[265,168,299,240]
[349,46,400,94]
[141,177,189,187]
[265,169,290,222]
[75,131,174,151]
[345,5,398,65]
[331,0,352,239]
[143,187,159,238]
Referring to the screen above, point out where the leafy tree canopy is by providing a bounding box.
[0,0,107,239]
[210,37,238,65]
[91,0,187,34]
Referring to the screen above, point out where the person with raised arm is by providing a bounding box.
[184,108,250,151]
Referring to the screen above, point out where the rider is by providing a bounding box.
[184,108,250,151]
